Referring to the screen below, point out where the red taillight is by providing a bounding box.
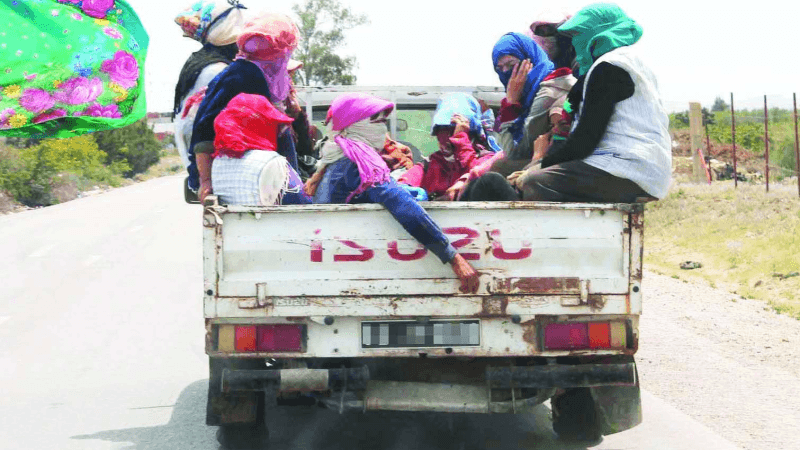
[256,325,303,352]
[235,326,257,352]
[588,322,611,349]
[233,325,303,352]
[544,323,589,350]
[544,322,626,351]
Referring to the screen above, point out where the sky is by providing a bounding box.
[139,0,800,114]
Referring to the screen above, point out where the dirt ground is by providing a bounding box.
[638,269,800,450]
[0,190,24,215]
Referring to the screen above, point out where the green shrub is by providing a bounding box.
[94,120,162,177]
[0,135,129,206]
[0,145,59,206]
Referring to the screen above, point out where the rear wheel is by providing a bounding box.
[216,422,270,450]
[551,388,602,442]
[208,357,271,448]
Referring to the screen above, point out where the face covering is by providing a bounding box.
[343,120,389,151]
[538,36,560,62]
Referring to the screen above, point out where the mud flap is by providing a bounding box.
[589,384,642,435]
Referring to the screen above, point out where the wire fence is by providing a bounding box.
[681,93,800,197]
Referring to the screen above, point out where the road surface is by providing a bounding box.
[0,176,743,450]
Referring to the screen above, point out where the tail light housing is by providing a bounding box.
[219,324,305,353]
[544,321,627,351]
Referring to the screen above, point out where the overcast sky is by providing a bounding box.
[139,0,799,113]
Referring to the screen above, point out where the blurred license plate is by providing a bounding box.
[361,321,480,348]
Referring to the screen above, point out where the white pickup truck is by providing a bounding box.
[197,87,645,448]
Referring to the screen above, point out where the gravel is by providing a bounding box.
[638,270,800,450]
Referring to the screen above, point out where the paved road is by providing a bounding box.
[0,176,741,450]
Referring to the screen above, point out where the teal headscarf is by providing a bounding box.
[558,3,642,76]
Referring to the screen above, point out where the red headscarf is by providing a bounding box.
[212,93,294,158]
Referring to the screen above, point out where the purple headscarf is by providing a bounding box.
[325,93,394,202]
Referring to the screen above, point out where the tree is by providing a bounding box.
[711,96,729,112]
[701,107,715,127]
[292,0,368,86]
[94,120,162,177]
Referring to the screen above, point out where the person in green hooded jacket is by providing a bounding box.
[467,3,672,204]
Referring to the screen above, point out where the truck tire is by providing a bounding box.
[209,357,271,449]
[207,357,266,425]
[551,388,602,442]
[216,422,270,450]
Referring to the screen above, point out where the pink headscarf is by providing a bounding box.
[325,93,395,202]
[236,13,300,103]
[524,10,572,60]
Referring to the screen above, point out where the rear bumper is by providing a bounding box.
[220,362,637,414]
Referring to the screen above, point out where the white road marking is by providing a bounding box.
[84,255,102,266]
[129,225,144,233]
[28,245,54,258]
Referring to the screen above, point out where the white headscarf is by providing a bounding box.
[317,119,388,170]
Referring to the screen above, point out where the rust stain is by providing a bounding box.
[505,277,581,294]
[630,212,645,230]
[479,296,509,317]
[521,324,538,352]
[589,295,605,310]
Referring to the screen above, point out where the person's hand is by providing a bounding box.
[477,99,490,113]
[533,132,552,161]
[445,180,466,201]
[451,114,471,135]
[285,91,302,119]
[450,254,480,294]
[506,59,532,105]
[199,179,212,204]
[507,170,525,183]
[304,169,325,197]
[304,178,319,197]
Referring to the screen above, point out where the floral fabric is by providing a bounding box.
[174,0,246,46]
[0,0,148,138]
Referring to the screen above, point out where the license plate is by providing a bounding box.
[361,321,480,348]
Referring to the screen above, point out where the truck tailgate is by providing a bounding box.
[204,202,643,319]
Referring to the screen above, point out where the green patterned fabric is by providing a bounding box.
[0,0,149,138]
[557,3,642,76]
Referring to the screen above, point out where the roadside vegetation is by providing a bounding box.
[0,119,177,211]
[670,100,798,180]
[649,99,800,318]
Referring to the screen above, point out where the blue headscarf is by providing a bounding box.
[430,93,502,153]
[492,32,555,143]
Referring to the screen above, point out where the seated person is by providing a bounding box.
[451,98,575,200]
[190,13,302,201]
[381,136,415,179]
[524,10,577,70]
[490,33,576,176]
[173,0,247,173]
[398,93,499,200]
[210,93,311,206]
[462,4,671,203]
[304,93,479,293]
